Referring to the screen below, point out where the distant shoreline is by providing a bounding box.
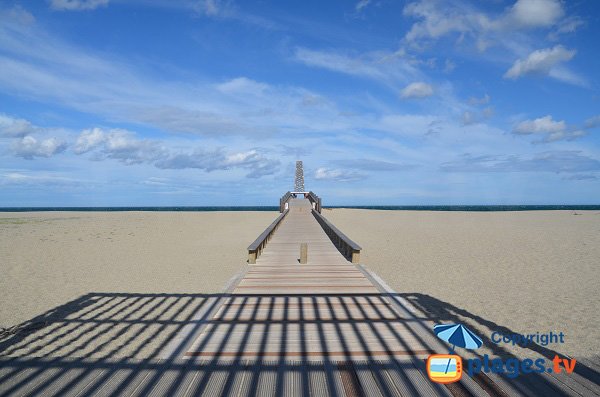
[1,205,599,212]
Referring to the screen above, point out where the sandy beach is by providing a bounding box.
[0,211,275,328]
[326,209,600,359]
[1,209,598,360]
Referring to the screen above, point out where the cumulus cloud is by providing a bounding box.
[12,136,67,159]
[401,0,584,84]
[156,149,280,178]
[73,127,106,154]
[0,114,39,137]
[73,128,165,164]
[314,167,365,182]
[504,45,576,79]
[506,0,564,28]
[49,0,109,11]
[73,128,279,178]
[403,0,482,43]
[403,0,567,44]
[513,115,590,142]
[400,82,433,99]
[514,115,566,135]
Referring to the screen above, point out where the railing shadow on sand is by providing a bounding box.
[0,292,598,396]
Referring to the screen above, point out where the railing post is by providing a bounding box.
[300,243,308,264]
[248,251,257,264]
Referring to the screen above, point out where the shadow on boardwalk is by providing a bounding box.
[0,292,598,396]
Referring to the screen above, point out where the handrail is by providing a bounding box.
[307,191,322,213]
[311,209,361,263]
[247,209,289,264]
[279,191,292,212]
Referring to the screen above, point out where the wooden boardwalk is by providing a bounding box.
[1,198,599,396]
[185,199,438,364]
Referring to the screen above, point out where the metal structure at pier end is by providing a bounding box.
[294,160,305,192]
[250,162,356,264]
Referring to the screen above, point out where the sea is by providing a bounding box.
[1,205,599,212]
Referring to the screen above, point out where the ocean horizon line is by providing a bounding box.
[1,205,599,212]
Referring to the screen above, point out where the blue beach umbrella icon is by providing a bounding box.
[433,323,483,373]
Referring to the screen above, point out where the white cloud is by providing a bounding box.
[467,94,490,106]
[378,114,437,136]
[156,149,280,178]
[0,114,39,137]
[0,171,78,186]
[0,15,360,139]
[400,82,433,99]
[293,47,419,87]
[545,130,586,143]
[216,77,269,95]
[507,0,563,28]
[513,115,592,143]
[442,151,600,173]
[73,127,106,154]
[403,0,484,43]
[584,115,600,129]
[12,136,67,159]
[443,58,456,73]
[314,167,365,182]
[333,159,416,171]
[401,0,584,85]
[514,115,565,135]
[7,5,35,25]
[504,45,576,79]
[462,111,476,126]
[72,128,280,178]
[74,128,166,164]
[403,0,567,44]
[355,0,372,12]
[49,0,109,11]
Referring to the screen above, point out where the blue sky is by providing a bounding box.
[1,0,599,206]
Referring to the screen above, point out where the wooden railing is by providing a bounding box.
[307,191,322,213]
[279,191,292,212]
[311,209,361,263]
[247,209,289,264]
[281,191,321,213]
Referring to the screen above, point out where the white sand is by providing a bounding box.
[0,211,275,328]
[1,209,598,360]
[325,209,600,358]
